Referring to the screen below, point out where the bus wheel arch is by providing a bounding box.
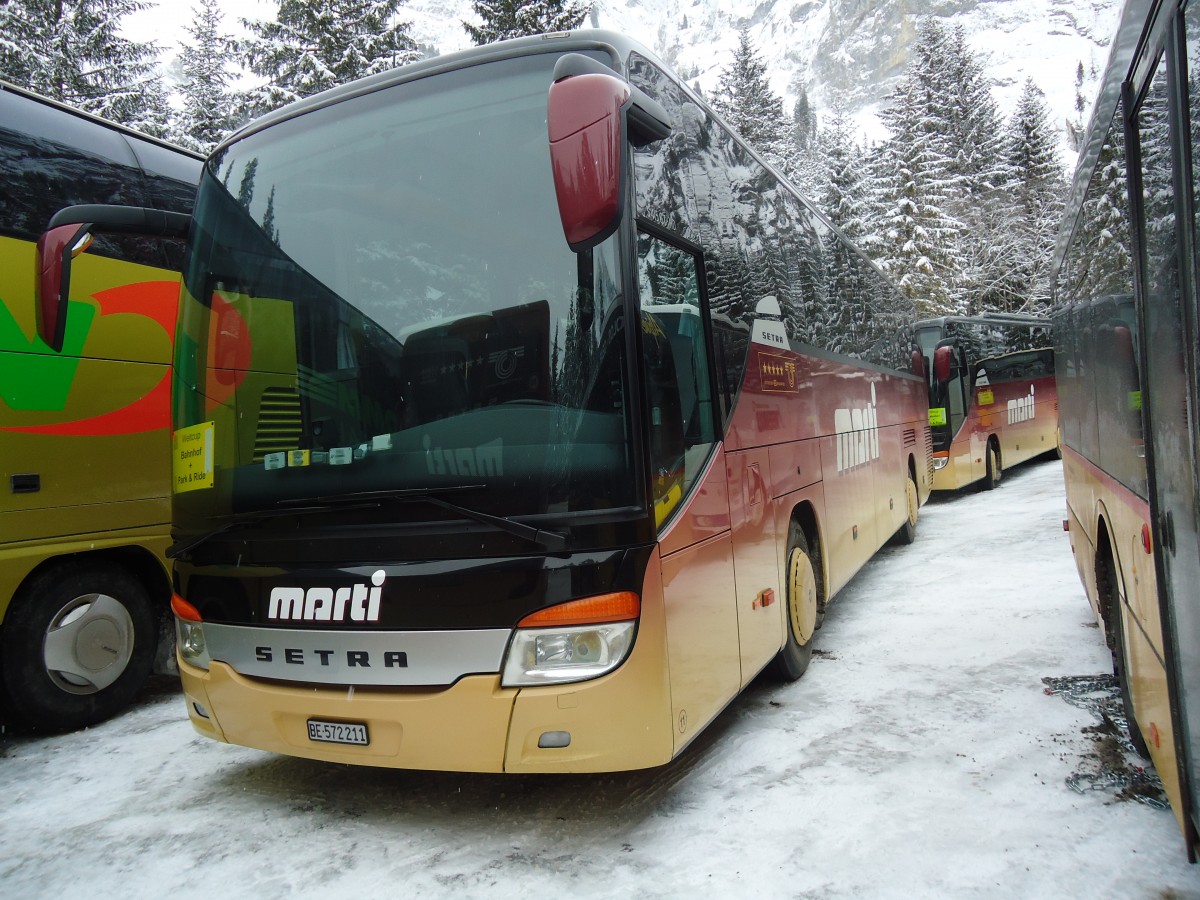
[769,508,825,682]
[1093,523,1150,758]
[893,457,920,545]
[982,438,1002,490]
[0,550,165,731]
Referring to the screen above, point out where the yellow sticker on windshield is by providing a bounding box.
[929,407,947,427]
[173,422,214,493]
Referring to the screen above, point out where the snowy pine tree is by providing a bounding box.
[0,0,171,134]
[239,0,419,116]
[1008,80,1063,206]
[868,20,967,315]
[789,88,827,201]
[936,24,1013,312]
[997,78,1065,313]
[463,0,591,46]
[866,17,1046,316]
[174,0,237,152]
[711,30,792,175]
[940,25,1010,206]
[792,90,817,151]
[868,130,958,316]
[819,97,870,242]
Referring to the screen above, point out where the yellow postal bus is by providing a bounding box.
[0,81,200,730]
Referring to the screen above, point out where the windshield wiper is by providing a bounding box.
[167,499,383,559]
[171,486,569,557]
[288,486,569,551]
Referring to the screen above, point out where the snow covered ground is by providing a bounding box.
[2,459,1198,898]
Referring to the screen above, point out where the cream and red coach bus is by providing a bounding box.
[913,314,1057,492]
[1052,0,1200,859]
[38,31,932,772]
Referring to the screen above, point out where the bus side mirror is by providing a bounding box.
[36,223,94,353]
[34,204,190,352]
[933,345,952,384]
[910,349,926,379]
[548,54,671,252]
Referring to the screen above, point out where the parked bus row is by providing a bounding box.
[0,79,200,730]
[25,24,1179,862]
[1052,0,1200,859]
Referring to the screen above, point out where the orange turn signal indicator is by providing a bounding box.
[517,591,640,628]
[171,593,203,622]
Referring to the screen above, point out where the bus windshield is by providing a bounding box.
[175,52,638,528]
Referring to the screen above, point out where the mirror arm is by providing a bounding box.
[47,204,191,240]
[551,52,672,147]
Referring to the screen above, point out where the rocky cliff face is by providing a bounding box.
[404,0,1120,161]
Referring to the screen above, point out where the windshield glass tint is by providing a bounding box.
[177,52,637,520]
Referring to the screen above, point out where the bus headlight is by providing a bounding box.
[176,620,211,670]
[502,622,635,687]
[932,453,949,470]
[501,592,640,687]
[172,593,210,670]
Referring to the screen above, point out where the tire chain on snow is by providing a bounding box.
[1041,674,1169,811]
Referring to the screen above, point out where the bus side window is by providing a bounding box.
[636,231,717,528]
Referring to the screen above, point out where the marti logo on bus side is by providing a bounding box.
[835,384,880,474]
[1007,386,1036,425]
[268,570,386,623]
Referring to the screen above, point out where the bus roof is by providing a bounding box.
[222,30,650,151]
[0,78,203,161]
[914,313,1051,330]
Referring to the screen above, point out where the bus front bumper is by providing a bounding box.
[177,643,674,774]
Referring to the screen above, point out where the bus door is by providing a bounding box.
[1133,33,1200,847]
[635,227,741,747]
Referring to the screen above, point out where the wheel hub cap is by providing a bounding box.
[43,594,135,694]
[788,547,817,646]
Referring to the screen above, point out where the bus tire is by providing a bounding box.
[0,560,156,732]
[769,525,821,682]
[893,468,920,545]
[982,442,1002,491]
[1101,550,1151,759]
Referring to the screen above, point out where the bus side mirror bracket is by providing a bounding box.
[547,53,672,252]
[35,204,190,352]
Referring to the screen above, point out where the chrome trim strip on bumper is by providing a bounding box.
[202,622,512,686]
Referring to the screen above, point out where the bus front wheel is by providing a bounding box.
[0,560,156,731]
[769,526,821,682]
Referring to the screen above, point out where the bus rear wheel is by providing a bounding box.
[893,468,920,545]
[0,560,156,731]
[1100,549,1151,759]
[769,526,821,682]
[982,443,1002,491]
